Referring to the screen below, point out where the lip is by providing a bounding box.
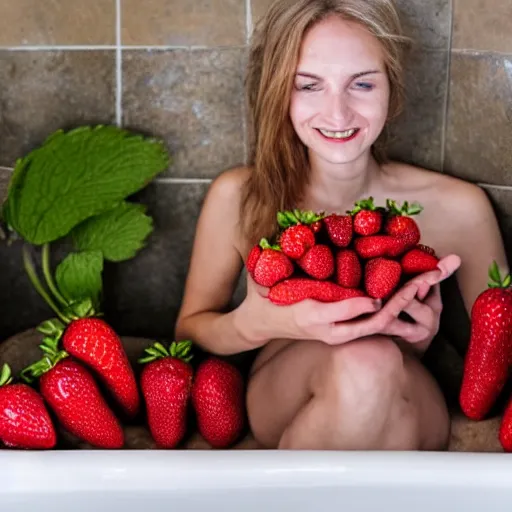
[315,128,360,143]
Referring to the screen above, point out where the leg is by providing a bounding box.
[246,336,449,450]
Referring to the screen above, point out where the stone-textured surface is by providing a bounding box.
[394,0,451,50]
[387,49,449,172]
[445,53,512,185]
[452,0,512,53]
[251,0,274,27]
[122,49,246,178]
[448,413,504,452]
[100,181,212,339]
[122,0,246,47]
[0,51,116,167]
[0,0,115,46]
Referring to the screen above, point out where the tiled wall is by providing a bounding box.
[0,0,511,346]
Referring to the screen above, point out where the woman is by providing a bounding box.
[175,0,508,450]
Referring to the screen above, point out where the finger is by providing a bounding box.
[423,283,443,314]
[312,296,381,324]
[382,318,431,343]
[328,283,419,343]
[436,254,461,279]
[401,299,436,328]
[416,281,431,301]
[246,274,269,297]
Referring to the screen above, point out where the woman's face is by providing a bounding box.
[289,15,390,168]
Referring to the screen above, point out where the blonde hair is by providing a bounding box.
[239,0,412,245]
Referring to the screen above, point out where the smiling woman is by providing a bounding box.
[174,0,508,452]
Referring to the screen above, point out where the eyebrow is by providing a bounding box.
[296,70,382,80]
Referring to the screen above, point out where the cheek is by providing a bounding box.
[290,92,315,125]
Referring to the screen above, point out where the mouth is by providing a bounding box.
[316,128,360,143]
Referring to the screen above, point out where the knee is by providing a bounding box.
[322,336,405,397]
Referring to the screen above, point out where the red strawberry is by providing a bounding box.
[269,277,366,305]
[279,225,315,260]
[460,263,512,421]
[0,364,57,450]
[61,317,140,418]
[298,244,334,280]
[250,238,294,287]
[336,249,362,288]
[191,357,245,448]
[385,199,422,248]
[310,220,323,233]
[21,340,124,449]
[499,396,512,452]
[246,245,261,275]
[139,340,194,449]
[277,209,324,259]
[354,235,409,259]
[323,214,353,247]
[401,247,440,274]
[350,197,383,236]
[364,258,402,299]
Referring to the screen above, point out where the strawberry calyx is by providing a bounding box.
[138,340,194,365]
[386,199,423,217]
[349,196,384,215]
[19,336,69,384]
[277,209,324,229]
[0,364,13,387]
[259,238,281,251]
[488,260,512,289]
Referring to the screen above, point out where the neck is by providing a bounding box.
[304,150,381,214]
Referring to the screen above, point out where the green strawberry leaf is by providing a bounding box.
[0,364,12,386]
[71,201,153,262]
[503,275,511,288]
[55,251,104,309]
[277,211,292,228]
[489,260,501,284]
[3,125,169,245]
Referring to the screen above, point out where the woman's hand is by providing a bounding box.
[237,254,461,349]
[380,254,461,352]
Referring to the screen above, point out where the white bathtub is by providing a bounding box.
[3,450,512,511]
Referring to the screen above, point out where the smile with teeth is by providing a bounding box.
[318,128,358,139]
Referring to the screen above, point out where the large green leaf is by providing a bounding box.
[71,201,154,262]
[4,125,169,245]
[55,250,104,308]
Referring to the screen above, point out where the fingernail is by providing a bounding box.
[373,299,382,309]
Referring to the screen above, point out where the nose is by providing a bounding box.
[322,89,354,127]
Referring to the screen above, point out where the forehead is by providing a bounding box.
[297,15,385,74]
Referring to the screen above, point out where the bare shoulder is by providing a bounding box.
[205,165,251,206]
[384,161,493,221]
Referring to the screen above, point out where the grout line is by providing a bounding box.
[115,0,122,126]
[0,44,248,52]
[245,0,253,43]
[154,177,213,184]
[479,184,512,191]
[451,48,512,57]
[440,0,454,173]
[0,45,118,51]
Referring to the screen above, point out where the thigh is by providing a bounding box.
[247,337,450,450]
[247,338,329,448]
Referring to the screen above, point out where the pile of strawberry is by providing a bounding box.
[247,198,440,304]
[0,318,244,450]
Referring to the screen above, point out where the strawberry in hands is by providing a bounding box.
[246,239,294,287]
[277,209,324,259]
[460,262,512,421]
[385,199,422,249]
[350,197,384,236]
[0,364,57,449]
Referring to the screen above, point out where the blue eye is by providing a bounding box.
[354,82,374,90]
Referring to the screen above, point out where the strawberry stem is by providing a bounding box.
[488,261,512,288]
[20,337,69,384]
[42,243,68,307]
[138,340,194,364]
[0,364,13,386]
[22,245,70,324]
